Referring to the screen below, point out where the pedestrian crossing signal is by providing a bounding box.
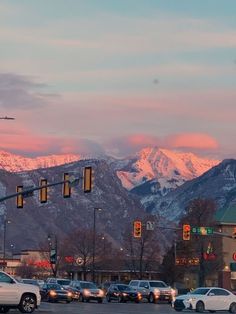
[133,221,142,238]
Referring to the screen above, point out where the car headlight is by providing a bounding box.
[49,290,57,297]
[83,289,91,296]
[137,292,142,299]
[122,293,128,297]
[154,288,160,296]
[171,288,177,296]
[98,289,104,297]
[186,297,196,302]
[67,292,73,297]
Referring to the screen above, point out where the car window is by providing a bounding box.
[129,281,138,287]
[80,282,97,289]
[149,281,167,288]
[47,284,62,290]
[117,285,130,291]
[139,281,149,288]
[0,272,13,283]
[210,288,230,296]
[57,279,71,286]
[190,288,210,295]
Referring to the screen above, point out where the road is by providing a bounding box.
[5,301,233,314]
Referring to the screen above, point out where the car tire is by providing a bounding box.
[79,295,84,302]
[18,294,37,313]
[0,307,9,313]
[230,302,236,313]
[98,298,103,303]
[106,295,111,302]
[149,293,157,304]
[196,301,205,313]
[175,309,182,312]
[135,300,140,303]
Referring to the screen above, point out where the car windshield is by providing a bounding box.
[190,288,210,295]
[80,282,97,289]
[117,285,131,291]
[149,281,167,288]
[57,279,71,286]
[48,284,62,290]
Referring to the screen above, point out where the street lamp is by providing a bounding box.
[92,208,102,282]
[3,219,11,270]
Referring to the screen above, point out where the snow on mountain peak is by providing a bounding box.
[0,150,81,172]
[116,147,220,191]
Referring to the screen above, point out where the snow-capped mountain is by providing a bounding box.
[113,147,220,193]
[0,150,81,172]
[149,159,236,222]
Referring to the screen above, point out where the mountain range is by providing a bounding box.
[1,148,234,256]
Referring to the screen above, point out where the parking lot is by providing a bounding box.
[4,301,233,314]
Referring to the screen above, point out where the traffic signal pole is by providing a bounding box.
[0,177,80,203]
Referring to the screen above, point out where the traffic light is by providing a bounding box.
[63,173,71,198]
[83,166,94,193]
[183,224,191,241]
[133,221,142,238]
[16,185,23,208]
[39,179,48,203]
[232,228,236,239]
[50,248,57,264]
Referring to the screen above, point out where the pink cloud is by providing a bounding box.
[167,133,219,150]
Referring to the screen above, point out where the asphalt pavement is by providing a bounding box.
[4,301,233,314]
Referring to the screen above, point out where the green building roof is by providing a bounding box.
[215,205,236,224]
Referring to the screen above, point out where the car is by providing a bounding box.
[21,279,40,287]
[173,287,236,312]
[71,281,104,303]
[106,284,142,303]
[0,270,41,313]
[66,286,80,301]
[46,278,71,289]
[40,283,73,303]
[129,279,177,303]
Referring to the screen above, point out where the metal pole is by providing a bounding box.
[3,220,6,270]
[92,209,96,282]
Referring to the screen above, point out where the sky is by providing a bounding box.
[0,0,235,159]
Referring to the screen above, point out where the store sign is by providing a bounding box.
[232,252,236,261]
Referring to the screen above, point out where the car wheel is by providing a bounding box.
[79,295,84,302]
[149,293,157,304]
[230,302,236,313]
[135,300,140,303]
[175,309,182,312]
[0,307,9,313]
[98,298,103,303]
[18,294,37,313]
[196,301,205,313]
[106,295,111,302]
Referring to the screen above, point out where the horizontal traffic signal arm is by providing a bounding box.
[0,178,77,203]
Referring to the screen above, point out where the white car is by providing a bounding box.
[0,271,41,313]
[173,287,236,313]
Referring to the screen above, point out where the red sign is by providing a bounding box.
[232,252,236,261]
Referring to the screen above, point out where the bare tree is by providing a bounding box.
[122,216,161,279]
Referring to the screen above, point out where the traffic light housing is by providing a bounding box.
[133,221,142,238]
[183,224,191,241]
[39,179,48,203]
[50,248,57,264]
[16,185,23,208]
[83,166,93,193]
[63,173,71,198]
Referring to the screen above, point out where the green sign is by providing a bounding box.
[191,226,214,235]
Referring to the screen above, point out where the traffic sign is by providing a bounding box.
[146,221,155,231]
[191,226,213,235]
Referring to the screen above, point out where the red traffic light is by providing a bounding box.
[183,224,191,241]
[133,221,142,238]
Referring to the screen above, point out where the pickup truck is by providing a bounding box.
[0,271,41,313]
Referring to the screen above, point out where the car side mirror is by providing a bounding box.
[209,293,215,296]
